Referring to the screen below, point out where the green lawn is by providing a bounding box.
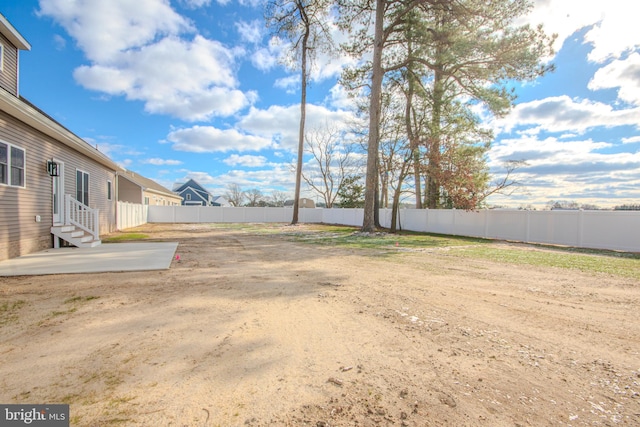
[222,223,639,279]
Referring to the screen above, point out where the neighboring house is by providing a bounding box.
[284,198,316,208]
[118,169,182,206]
[212,195,230,207]
[173,179,220,206]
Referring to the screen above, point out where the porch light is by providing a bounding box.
[47,160,59,177]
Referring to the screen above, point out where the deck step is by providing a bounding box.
[51,225,101,249]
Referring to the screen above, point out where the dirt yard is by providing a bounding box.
[1,223,638,426]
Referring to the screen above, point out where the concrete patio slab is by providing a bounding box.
[0,242,179,276]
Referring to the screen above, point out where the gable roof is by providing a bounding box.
[173,178,211,195]
[0,13,31,51]
[0,14,118,171]
[0,90,120,171]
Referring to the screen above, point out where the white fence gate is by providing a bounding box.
[122,205,640,252]
[117,202,148,230]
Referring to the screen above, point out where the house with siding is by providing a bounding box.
[0,14,164,261]
[118,169,182,206]
[173,179,227,206]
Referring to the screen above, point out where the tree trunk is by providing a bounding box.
[427,46,444,209]
[362,0,385,232]
[291,20,309,224]
[404,43,422,209]
[390,175,404,233]
[379,170,388,208]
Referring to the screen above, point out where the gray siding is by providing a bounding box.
[0,110,117,260]
[118,177,142,203]
[0,32,18,96]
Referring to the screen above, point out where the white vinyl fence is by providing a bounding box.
[117,201,148,230]
[139,205,640,252]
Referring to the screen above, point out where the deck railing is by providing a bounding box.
[65,194,100,240]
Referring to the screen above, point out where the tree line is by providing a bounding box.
[265,0,555,231]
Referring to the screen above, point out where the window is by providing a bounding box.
[144,196,149,205]
[107,180,112,200]
[186,193,191,201]
[76,169,89,206]
[0,141,25,187]
[0,143,6,185]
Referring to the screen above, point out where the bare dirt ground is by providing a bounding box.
[1,223,639,426]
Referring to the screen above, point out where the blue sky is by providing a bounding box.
[1,0,639,208]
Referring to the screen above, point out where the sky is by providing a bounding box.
[1,0,639,208]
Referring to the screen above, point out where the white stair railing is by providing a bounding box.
[65,194,100,240]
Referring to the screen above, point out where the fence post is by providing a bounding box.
[577,209,584,247]
[483,209,489,239]
[451,208,456,235]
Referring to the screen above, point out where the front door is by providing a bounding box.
[52,160,64,224]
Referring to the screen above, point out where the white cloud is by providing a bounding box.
[237,104,355,151]
[179,0,213,8]
[143,158,183,165]
[588,52,640,106]
[622,136,640,144]
[52,34,66,50]
[40,0,254,121]
[274,75,300,93]
[257,16,356,89]
[250,36,286,71]
[238,0,262,8]
[91,141,125,157]
[167,126,273,152]
[490,136,613,167]
[326,83,357,110]
[487,135,640,207]
[236,20,263,44]
[177,163,297,197]
[38,0,193,63]
[223,154,267,167]
[71,34,253,121]
[525,1,640,63]
[582,4,639,63]
[495,95,640,135]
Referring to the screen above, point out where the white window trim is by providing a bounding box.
[107,179,112,201]
[0,140,26,188]
[0,44,4,72]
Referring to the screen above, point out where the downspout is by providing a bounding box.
[115,171,119,231]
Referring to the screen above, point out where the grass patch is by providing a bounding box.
[449,245,640,279]
[275,224,489,250]
[38,295,99,325]
[51,307,78,317]
[227,223,639,279]
[64,295,99,304]
[102,233,149,243]
[0,300,27,326]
